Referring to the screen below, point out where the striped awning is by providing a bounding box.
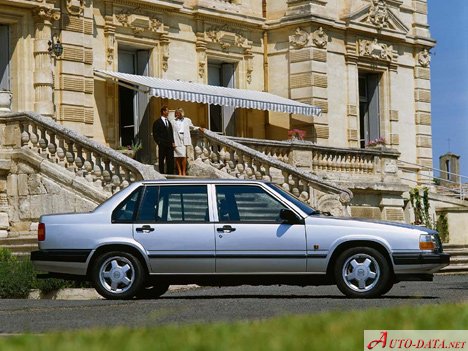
[95,70,321,117]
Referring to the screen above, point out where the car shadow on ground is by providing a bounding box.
[150,294,439,300]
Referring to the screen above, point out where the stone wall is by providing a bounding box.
[4,157,98,235]
[436,207,468,245]
[0,152,102,237]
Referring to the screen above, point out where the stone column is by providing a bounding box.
[196,34,207,83]
[33,7,61,117]
[414,48,433,182]
[288,26,329,143]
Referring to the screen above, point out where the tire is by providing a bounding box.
[91,251,145,300]
[136,283,170,299]
[334,247,393,298]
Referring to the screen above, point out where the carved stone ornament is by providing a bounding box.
[245,51,254,84]
[206,25,250,52]
[116,9,163,34]
[317,193,346,217]
[359,38,393,61]
[104,26,115,66]
[106,47,114,65]
[418,48,431,67]
[368,0,389,28]
[289,27,309,49]
[66,0,84,16]
[312,27,328,48]
[197,49,207,78]
[33,7,61,22]
[160,37,170,72]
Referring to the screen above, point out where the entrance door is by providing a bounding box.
[118,49,149,148]
[214,184,307,273]
[208,62,236,135]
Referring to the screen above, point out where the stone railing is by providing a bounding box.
[192,129,353,216]
[228,137,401,179]
[0,112,163,195]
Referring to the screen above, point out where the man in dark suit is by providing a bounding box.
[152,105,175,174]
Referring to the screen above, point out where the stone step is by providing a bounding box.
[444,249,468,257]
[440,244,468,273]
[449,257,468,264]
[0,237,38,246]
[0,235,38,256]
[444,244,468,250]
[440,264,468,274]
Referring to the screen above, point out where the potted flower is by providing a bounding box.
[117,139,142,159]
[366,137,386,149]
[288,128,306,141]
[0,89,12,113]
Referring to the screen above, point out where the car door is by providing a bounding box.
[132,184,215,273]
[214,184,306,273]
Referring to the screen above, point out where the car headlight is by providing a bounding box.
[419,234,436,250]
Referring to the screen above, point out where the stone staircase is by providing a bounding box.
[0,233,38,257]
[440,244,468,274]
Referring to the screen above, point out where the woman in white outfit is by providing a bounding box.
[172,108,194,176]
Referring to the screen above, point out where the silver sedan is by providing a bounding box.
[31,180,449,299]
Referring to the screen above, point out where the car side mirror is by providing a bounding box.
[280,209,301,224]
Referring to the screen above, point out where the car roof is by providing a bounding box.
[137,179,270,185]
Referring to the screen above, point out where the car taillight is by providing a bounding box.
[38,223,45,241]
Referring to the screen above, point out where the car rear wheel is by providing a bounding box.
[334,247,392,298]
[91,251,145,300]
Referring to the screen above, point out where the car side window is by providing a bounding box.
[112,188,142,223]
[136,185,209,223]
[216,185,287,223]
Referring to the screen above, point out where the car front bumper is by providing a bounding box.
[392,252,450,275]
[392,252,450,266]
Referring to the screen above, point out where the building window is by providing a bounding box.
[0,25,10,91]
[359,73,381,148]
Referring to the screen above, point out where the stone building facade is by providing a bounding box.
[1,0,434,165]
[0,0,441,235]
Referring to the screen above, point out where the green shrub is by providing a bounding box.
[0,248,92,298]
[436,213,450,243]
[0,259,35,299]
[0,247,17,263]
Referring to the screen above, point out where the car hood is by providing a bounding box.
[308,215,438,235]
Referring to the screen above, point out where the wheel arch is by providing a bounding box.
[86,244,150,278]
[326,240,394,280]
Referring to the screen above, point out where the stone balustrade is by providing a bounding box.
[228,136,401,180]
[192,129,353,216]
[0,112,162,195]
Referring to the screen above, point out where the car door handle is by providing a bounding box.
[217,225,236,233]
[136,225,155,233]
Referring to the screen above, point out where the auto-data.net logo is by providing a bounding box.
[364,330,467,351]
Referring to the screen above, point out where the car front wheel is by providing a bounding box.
[334,247,392,298]
[91,251,145,300]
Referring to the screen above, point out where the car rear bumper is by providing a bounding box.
[31,250,91,276]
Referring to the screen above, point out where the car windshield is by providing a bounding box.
[266,183,318,216]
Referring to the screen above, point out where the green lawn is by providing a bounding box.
[1,303,466,351]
